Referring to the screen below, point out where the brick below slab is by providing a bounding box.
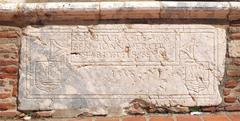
[150,116,174,121]
[227,114,240,121]
[122,116,146,121]
[96,117,119,121]
[176,115,201,121]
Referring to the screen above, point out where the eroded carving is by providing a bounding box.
[19,25,226,110]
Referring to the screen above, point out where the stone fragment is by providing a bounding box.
[156,108,168,113]
[34,110,54,118]
[228,40,240,57]
[229,27,240,33]
[201,107,217,112]
[167,106,190,113]
[19,25,226,114]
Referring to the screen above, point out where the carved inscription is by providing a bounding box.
[19,25,226,110]
[70,33,176,64]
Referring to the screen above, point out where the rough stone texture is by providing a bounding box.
[228,40,240,57]
[19,25,226,113]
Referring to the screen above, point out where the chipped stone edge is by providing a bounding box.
[0,1,240,23]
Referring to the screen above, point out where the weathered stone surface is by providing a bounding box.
[228,40,240,57]
[19,25,226,113]
[160,2,229,19]
[0,2,239,23]
[100,2,160,19]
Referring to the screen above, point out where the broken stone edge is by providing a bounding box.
[0,1,240,23]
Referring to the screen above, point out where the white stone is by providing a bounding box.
[160,2,229,19]
[0,2,239,22]
[19,24,226,112]
[100,2,160,19]
[229,40,240,57]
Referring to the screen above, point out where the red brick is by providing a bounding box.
[0,80,5,86]
[0,60,18,66]
[225,80,238,88]
[123,116,146,121]
[226,70,240,77]
[228,114,240,121]
[230,33,240,40]
[202,115,229,121]
[150,116,174,121]
[12,85,17,97]
[0,103,15,110]
[201,107,217,112]
[35,111,54,118]
[0,92,11,99]
[96,117,119,121]
[223,89,231,96]
[225,105,240,111]
[0,110,20,117]
[0,67,18,74]
[9,80,17,85]
[233,58,240,66]
[235,88,240,93]
[176,115,201,121]
[4,89,11,92]
[224,96,237,103]
[0,74,17,79]
[67,118,92,121]
[0,31,19,38]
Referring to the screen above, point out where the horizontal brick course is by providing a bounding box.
[24,113,240,121]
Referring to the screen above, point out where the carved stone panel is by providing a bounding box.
[19,25,226,111]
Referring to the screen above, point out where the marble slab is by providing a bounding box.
[19,25,226,112]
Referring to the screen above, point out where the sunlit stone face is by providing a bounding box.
[19,25,226,111]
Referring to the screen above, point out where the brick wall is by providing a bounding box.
[0,26,21,117]
[223,24,240,111]
[0,23,240,117]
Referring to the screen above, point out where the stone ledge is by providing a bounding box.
[0,1,240,23]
